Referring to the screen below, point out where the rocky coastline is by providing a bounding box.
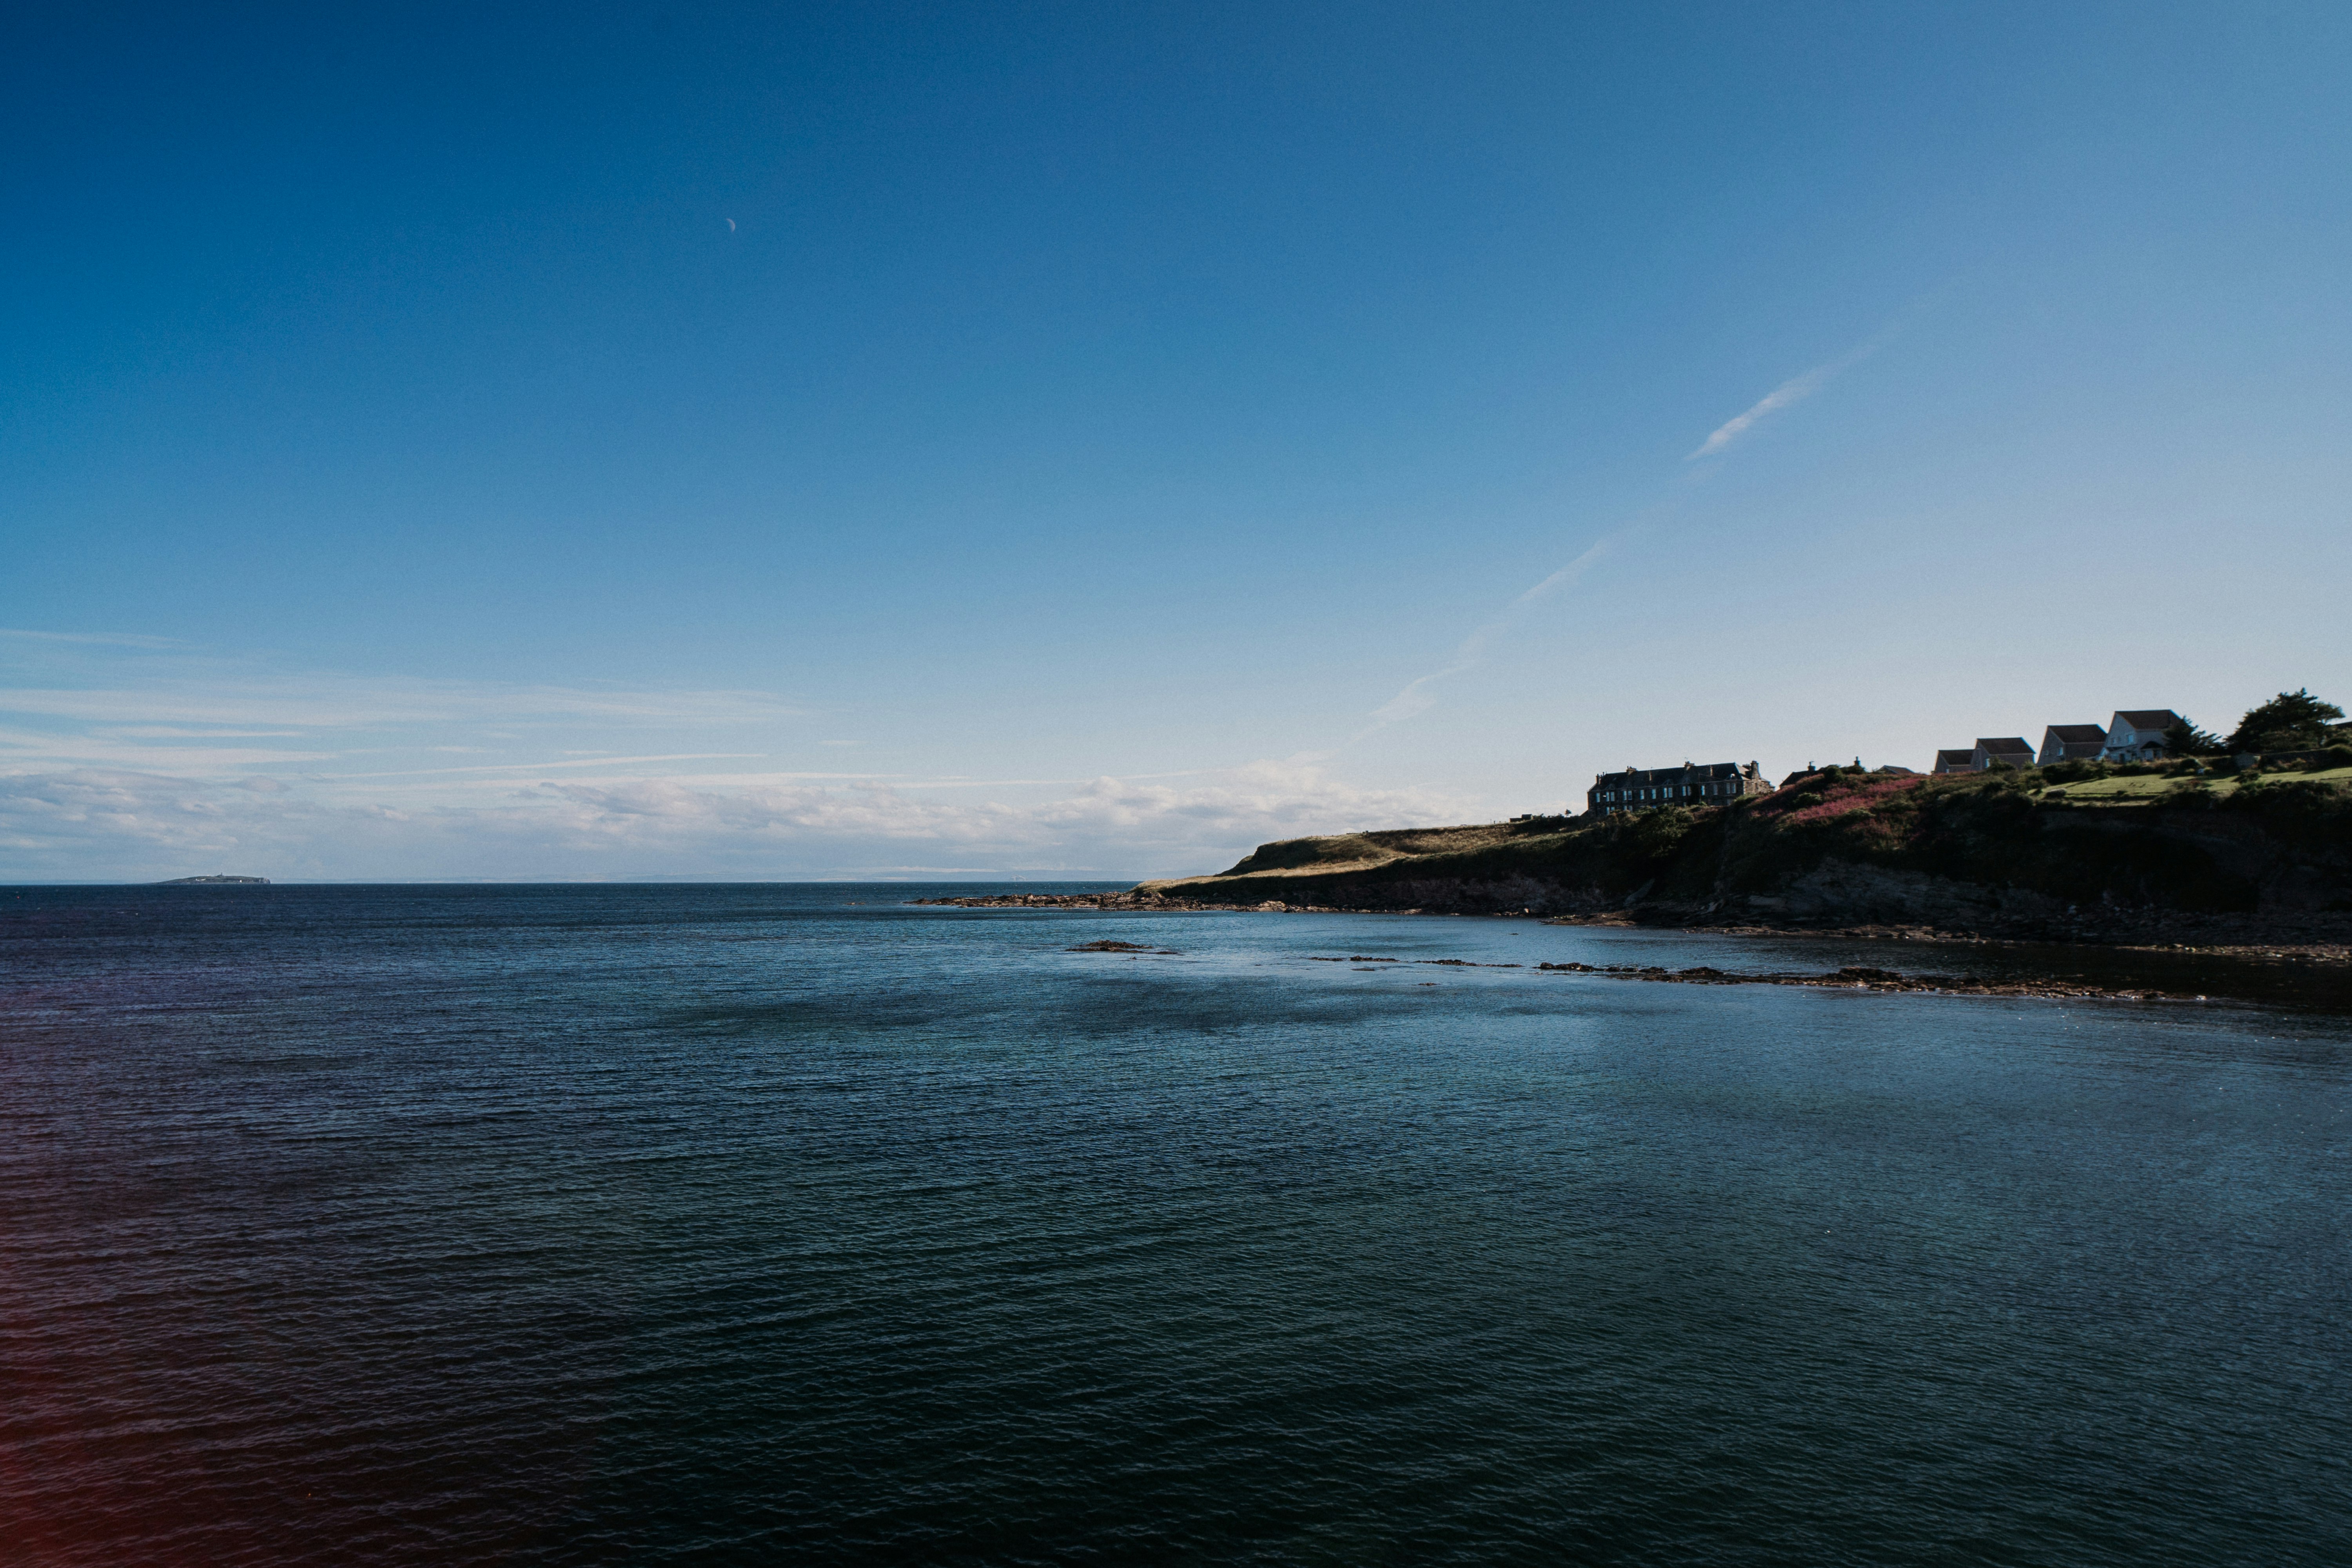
[906,885,2350,958]
[1040,933,2332,1008]
[914,763,2352,953]
[910,769,2352,1007]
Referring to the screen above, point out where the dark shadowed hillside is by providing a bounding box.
[1128,760,2352,942]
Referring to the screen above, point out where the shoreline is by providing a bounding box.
[906,890,2350,963]
[917,893,2352,1011]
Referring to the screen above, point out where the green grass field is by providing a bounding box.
[2040,765,2352,802]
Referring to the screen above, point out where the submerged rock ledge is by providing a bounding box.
[1048,938,2278,1006]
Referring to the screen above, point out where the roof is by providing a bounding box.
[2042,724,2107,742]
[2111,709,2181,730]
[1935,749,1974,765]
[1589,761,1754,786]
[1974,737,2034,753]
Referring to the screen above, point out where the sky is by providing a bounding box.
[5,1,2349,881]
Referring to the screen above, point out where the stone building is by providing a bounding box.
[1586,760,1771,816]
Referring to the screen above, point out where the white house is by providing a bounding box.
[2037,724,2108,765]
[2101,710,2182,762]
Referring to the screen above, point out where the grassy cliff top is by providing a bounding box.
[1141,818,1577,890]
[2040,764,2352,800]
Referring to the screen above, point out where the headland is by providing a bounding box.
[916,758,2352,973]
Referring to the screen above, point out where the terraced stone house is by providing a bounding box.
[1586,760,1771,816]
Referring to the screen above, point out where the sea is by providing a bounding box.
[4,883,2348,1566]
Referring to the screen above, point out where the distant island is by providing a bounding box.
[918,752,2352,958]
[156,875,271,885]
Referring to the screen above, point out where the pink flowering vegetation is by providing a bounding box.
[1713,768,1982,896]
[1755,770,1930,834]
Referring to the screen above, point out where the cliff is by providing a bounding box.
[1115,762,2352,943]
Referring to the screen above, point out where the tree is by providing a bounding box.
[2226,689,2345,755]
[2161,717,2225,756]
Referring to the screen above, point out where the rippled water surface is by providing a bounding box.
[5,884,2349,1565]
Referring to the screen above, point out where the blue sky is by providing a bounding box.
[5,2,2349,880]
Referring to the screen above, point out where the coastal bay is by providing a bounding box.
[6,883,2349,1564]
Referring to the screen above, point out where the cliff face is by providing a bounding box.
[1136,768,2352,940]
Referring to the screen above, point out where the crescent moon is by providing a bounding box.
[725,218,736,232]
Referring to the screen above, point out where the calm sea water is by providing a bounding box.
[4,883,2348,1566]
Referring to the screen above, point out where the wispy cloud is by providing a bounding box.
[0,635,1467,879]
[1364,539,1614,732]
[0,633,822,790]
[1365,321,1909,735]
[0,724,345,771]
[0,628,185,648]
[0,680,804,729]
[1686,332,1889,460]
[0,761,1464,882]
[323,753,771,779]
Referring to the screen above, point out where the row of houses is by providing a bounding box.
[1585,760,1774,816]
[1930,710,2181,775]
[1583,709,2185,817]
